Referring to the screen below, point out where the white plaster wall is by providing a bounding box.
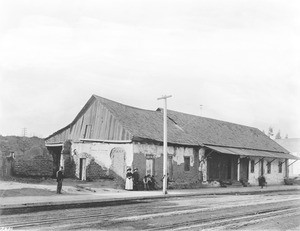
[174,147,194,166]
[133,143,194,166]
[289,152,300,177]
[71,142,133,179]
[198,148,207,182]
[248,158,258,185]
[248,157,286,185]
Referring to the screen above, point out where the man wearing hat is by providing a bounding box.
[56,166,64,194]
[132,168,140,191]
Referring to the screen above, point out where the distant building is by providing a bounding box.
[45,95,297,188]
[275,138,300,177]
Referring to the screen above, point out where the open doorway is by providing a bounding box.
[207,152,238,181]
[79,158,87,181]
[240,157,249,182]
[46,145,62,178]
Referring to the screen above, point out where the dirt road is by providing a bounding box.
[1,191,299,230]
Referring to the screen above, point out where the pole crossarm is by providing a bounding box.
[157,95,172,100]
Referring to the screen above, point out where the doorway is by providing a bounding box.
[79,158,86,181]
[110,148,126,179]
[260,159,264,176]
[167,156,173,179]
[46,146,63,178]
[240,158,249,181]
[207,152,238,181]
[146,158,155,176]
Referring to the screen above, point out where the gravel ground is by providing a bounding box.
[0,177,120,197]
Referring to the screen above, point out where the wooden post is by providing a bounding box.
[237,157,240,181]
[158,95,172,195]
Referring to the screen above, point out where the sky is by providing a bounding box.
[0,0,299,138]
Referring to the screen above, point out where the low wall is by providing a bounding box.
[14,146,53,177]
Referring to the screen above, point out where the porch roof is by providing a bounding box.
[204,145,299,160]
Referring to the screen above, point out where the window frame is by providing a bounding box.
[184,156,190,171]
[278,161,283,173]
[267,161,271,174]
[250,160,255,173]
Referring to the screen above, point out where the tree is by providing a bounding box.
[275,130,281,139]
[17,137,31,154]
[268,127,274,138]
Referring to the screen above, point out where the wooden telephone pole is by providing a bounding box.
[157,95,172,194]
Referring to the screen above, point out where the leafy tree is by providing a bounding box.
[268,127,274,138]
[275,130,281,139]
[17,137,31,154]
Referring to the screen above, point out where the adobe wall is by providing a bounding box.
[14,146,53,177]
[71,142,133,182]
[132,142,203,188]
[0,136,52,177]
[289,152,300,177]
[248,157,287,185]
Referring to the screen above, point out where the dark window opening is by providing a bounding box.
[278,161,283,173]
[184,156,190,171]
[267,162,271,174]
[250,160,255,173]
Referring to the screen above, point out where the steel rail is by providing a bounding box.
[145,207,299,231]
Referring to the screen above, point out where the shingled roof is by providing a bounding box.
[47,95,296,159]
[93,95,293,155]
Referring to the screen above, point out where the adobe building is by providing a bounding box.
[45,95,297,188]
[275,138,300,177]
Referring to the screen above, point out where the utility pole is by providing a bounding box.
[157,95,172,195]
[22,128,27,137]
[200,105,203,116]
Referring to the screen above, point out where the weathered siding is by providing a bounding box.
[46,100,132,143]
[45,127,70,144]
[70,100,132,140]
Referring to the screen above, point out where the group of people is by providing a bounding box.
[142,174,158,190]
[125,168,159,191]
[125,168,140,190]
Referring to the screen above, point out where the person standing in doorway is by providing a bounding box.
[132,168,140,191]
[56,166,64,194]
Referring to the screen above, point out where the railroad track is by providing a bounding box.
[146,207,300,231]
[1,196,299,230]
[0,202,181,230]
